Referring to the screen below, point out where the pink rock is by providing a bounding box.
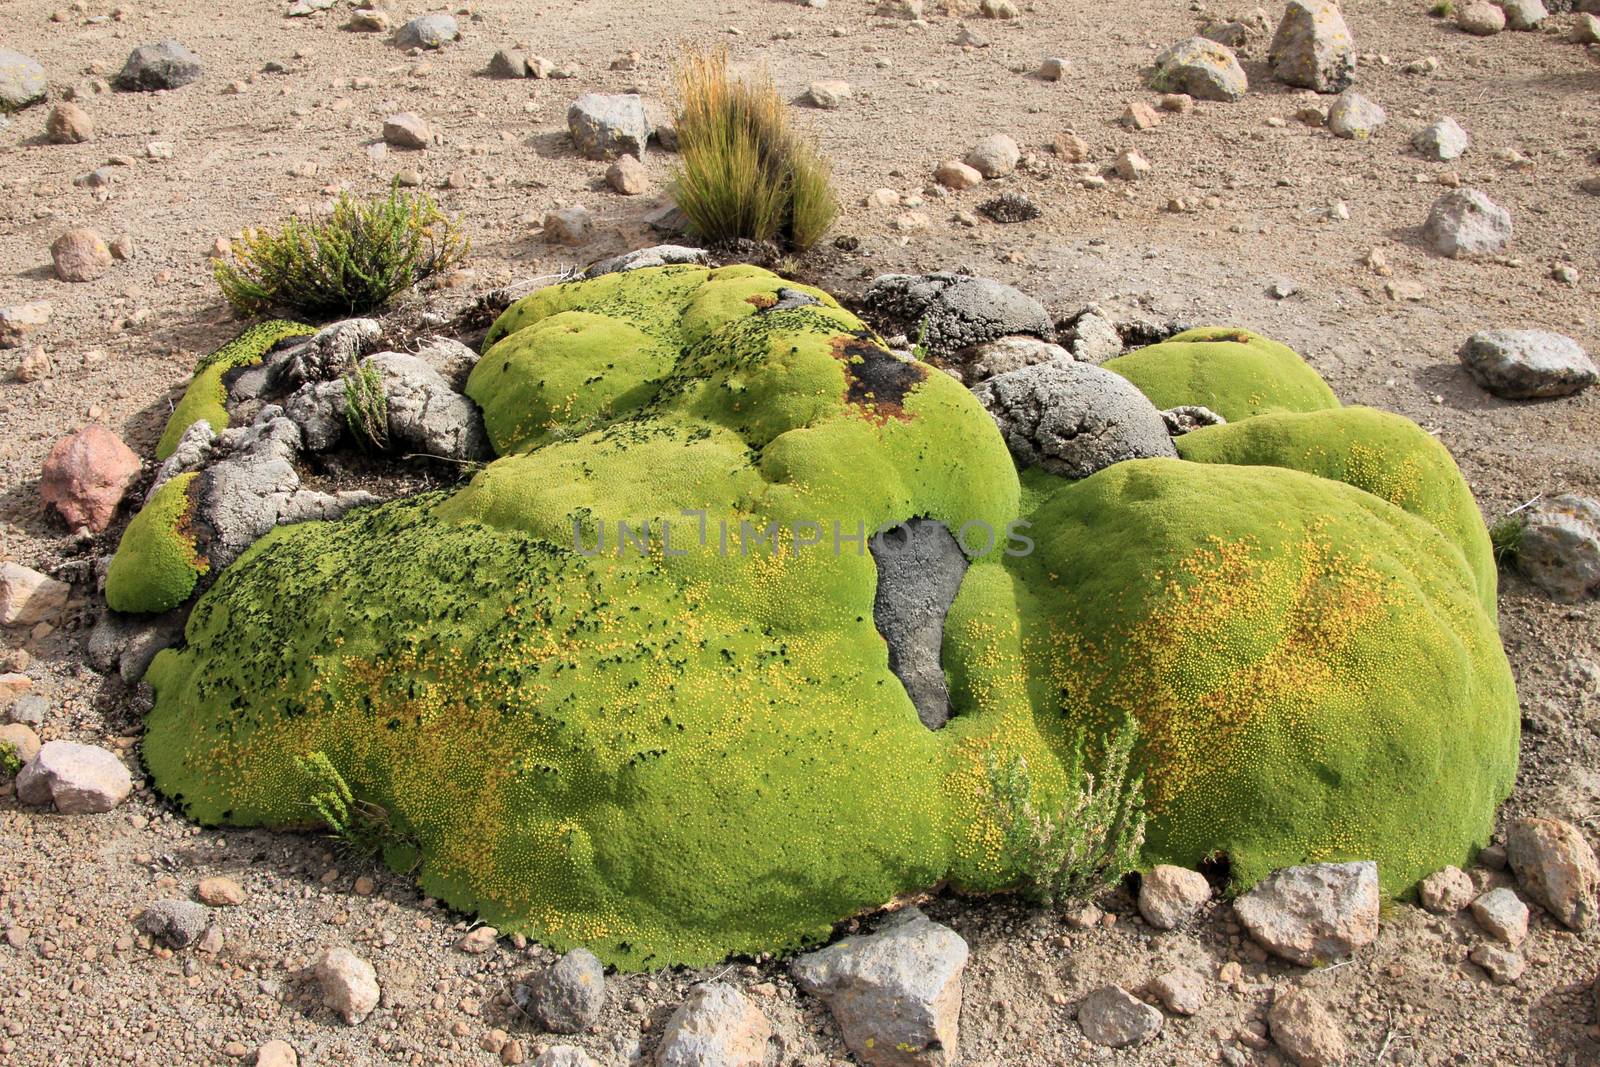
[14,740,133,813]
[40,424,142,532]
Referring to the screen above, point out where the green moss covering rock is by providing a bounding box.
[137,271,1518,968]
[155,320,314,460]
[105,473,207,614]
[1103,326,1341,422]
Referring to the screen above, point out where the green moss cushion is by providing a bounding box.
[1103,326,1340,422]
[138,268,1518,968]
[105,474,208,613]
[155,320,314,460]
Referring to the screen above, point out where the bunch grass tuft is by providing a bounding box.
[671,47,838,251]
[214,185,468,319]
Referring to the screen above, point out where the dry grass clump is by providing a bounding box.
[671,47,838,251]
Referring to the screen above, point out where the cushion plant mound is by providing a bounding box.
[1103,326,1341,422]
[104,472,208,613]
[155,320,314,460]
[137,266,1518,969]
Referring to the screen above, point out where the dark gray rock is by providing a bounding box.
[1516,495,1600,602]
[584,245,710,277]
[974,361,1177,478]
[871,520,968,730]
[516,948,605,1034]
[136,900,210,948]
[395,14,458,49]
[567,93,651,160]
[791,908,967,1067]
[85,607,188,684]
[1161,405,1226,435]
[1458,329,1595,399]
[114,41,202,91]
[0,49,48,113]
[863,273,1054,361]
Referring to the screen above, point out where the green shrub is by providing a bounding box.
[671,48,838,251]
[343,363,389,451]
[1489,514,1525,568]
[214,185,468,319]
[0,741,21,781]
[1428,0,1454,15]
[986,722,1147,906]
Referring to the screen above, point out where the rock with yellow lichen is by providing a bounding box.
[137,264,1518,969]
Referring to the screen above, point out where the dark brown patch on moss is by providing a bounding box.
[746,293,777,309]
[829,333,927,424]
[179,475,213,575]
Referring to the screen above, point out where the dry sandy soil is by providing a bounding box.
[2,0,1600,1064]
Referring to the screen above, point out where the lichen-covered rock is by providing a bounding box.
[1327,90,1384,138]
[567,93,651,160]
[586,245,710,277]
[974,361,1178,478]
[1515,495,1600,602]
[1150,37,1248,102]
[516,948,606,1033]
[953,336,1071,385]
[0,49,48,113]
[1457,330,1596,399]
[791,908,967,1067]
[1268,0,1355,93]
[133,265,1518,970]
[365,353,492,461]
[863,272,1054,360]
[871,520,968,729]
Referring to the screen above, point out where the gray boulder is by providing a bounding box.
[516,948,606,1034]
[1150,37,1248,102]
[135,900,210,949]
[86,607,188,684]
[365,352,491,461]
[1062,309,1124,363]
[0,49,48,113]
[568,94,652,160]
[863,273,1054,360]
[114,41,202,91]
[284,382,348,452]
[871,520,968,730]
[791,908,967,1067]
[1327,90,1385,138]
[952,336,1071,385]
[585,245,710,277]
[189,417,377,573]
[1412,117,1470,161]
[395,14,459,49]
[973,361,1177,478]
[1077,985,1162,1048]
[1457,329,1595,399]
[1502,0,1548,28]
[1268,0,1355,93]
[654,982,772,1067]
[1424,189,1512,258]
[1516,496,1600,602]
[5,694,46,728]
[279,318,382,388]
[1233,861,1379,966]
